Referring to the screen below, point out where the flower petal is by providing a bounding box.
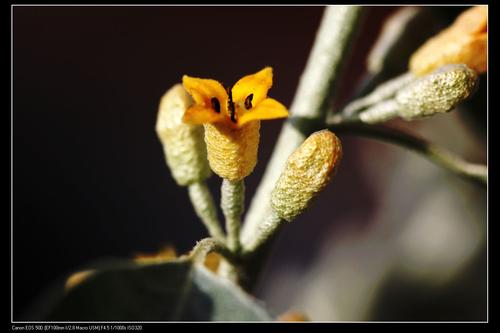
[182,75,228,114]
[232,67,273,106]
[183,105,223,125]
[238,98,288,127]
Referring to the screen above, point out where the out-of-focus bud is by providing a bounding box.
[134,246,177,265]
[271,130,342,222]
[203,252,222,273]
[409,6,487,76]
[156,84,211,186]
[396,64,478,120]
[65,270,96,291]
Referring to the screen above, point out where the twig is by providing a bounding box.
[328,122,487,185]
[188,182,225,241]
[338,72,415,118]
[188,237,235,264]
[241,211,283,257]
[221,179,245,253]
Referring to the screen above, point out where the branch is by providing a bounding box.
[328,122,487,185]
[188,182,225,241]
[188,237,235,265]
[221,179,244,253]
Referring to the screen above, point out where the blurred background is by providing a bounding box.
[13,5,486,320]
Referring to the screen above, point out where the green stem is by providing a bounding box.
[187,182,225,241]
[337,72,415,118]
[241,211,283,257]
[242,6,364,243]
[221,179,245,253]
[188,237,234,265]
[328,122,487,185]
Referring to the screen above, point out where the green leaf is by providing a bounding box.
[40,258,271,321]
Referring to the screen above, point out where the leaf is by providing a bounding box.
[38,258,271,321]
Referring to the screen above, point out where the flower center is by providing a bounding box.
[227,87,237,123]
[211,90,256,125]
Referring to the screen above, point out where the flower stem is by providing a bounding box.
[221,179,245,253]
[328,122,487,185]
[336,72,415,118]
[188,182,225,241]
[188,237,234,264]
[241,211,283,257]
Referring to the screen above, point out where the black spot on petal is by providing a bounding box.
[245,94,254,110]
[211,97,221,113]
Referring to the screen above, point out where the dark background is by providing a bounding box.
[13,5,484,320]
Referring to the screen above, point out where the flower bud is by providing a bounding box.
[395,64,478,120]
[409,6,487,76]
[65,270,96,291]
[204,121,260,181]
[156,84,211,186]
[271,130,342,222]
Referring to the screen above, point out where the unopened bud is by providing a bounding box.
[156,84,211,186]
[409,6,487,75]
[396,64,478,120]
[271,130,342,222]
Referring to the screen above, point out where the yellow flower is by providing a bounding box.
[182,67,289,181]
[409,6,487,76]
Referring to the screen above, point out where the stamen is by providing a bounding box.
[244,94,254,110]
[227,87,236,123]
[211,97,221,113]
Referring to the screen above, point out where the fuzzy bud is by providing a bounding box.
[271,130,342,222]
[395,64,478,120]
[204,121,260,181]
[156,84,211,186]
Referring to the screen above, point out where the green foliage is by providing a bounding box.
[42,259,271,321]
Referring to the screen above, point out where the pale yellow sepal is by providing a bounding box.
[204,121,260,181]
